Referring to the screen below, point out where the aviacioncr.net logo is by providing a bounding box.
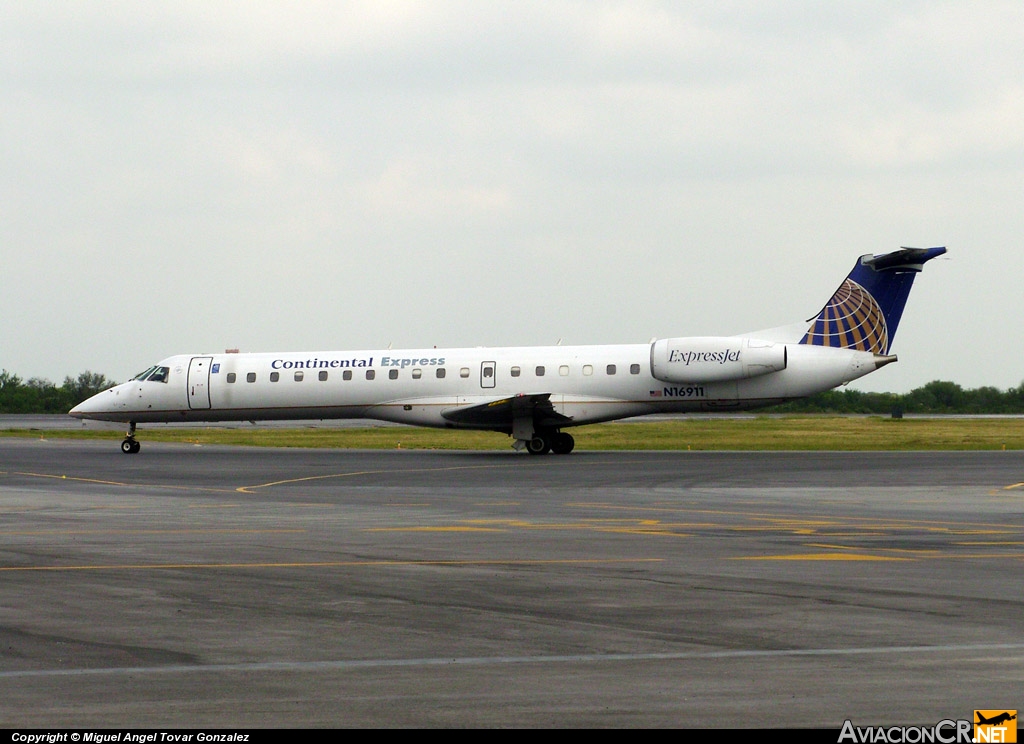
[974,711,1017,743]
[838,720,973,743]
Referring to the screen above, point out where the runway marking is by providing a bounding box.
[599,528,691,537]
[462,518,707,527]
[0,557,662,573]
[735,553,909,561]
[572,502,1024,532]
[4,641,1024,680]
[351,510,1024,560]
[736,551,1024,561]
[369,518,700,536]
[9,464,518,498]
[7,470,237,494]
[236,470,380,492]
[12,471,150,487]
[235,462,524,493]
[803,542,939,555]
[367,526,504,533]
[955,540,1024,546]
[0,529,305,536]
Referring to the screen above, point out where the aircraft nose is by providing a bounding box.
[68,394,98,419]
[68,388,114,419]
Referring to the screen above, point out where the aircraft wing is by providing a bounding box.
[441,393,573,431]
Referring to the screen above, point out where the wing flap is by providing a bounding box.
[441,393,572,431]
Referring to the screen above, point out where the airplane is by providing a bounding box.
[70,246,946,455]
[976,712,1016,727]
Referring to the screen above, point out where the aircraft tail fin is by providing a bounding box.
[799,247,946,353]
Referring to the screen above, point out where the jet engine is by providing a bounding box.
[650,336,787,383]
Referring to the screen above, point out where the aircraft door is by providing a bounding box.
[480,361,496,389]
[188,356,213,410]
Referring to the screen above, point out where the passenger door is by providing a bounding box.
[188,356,213,409]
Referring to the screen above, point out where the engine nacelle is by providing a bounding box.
[650,336,787,383]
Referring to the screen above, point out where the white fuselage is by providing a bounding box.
[69,340,888,430]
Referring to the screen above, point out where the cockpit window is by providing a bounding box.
[132,366,157,381]
[132,365,169,383]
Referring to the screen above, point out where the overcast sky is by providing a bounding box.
[3,2,1021,393]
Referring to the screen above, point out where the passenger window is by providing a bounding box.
[270,372,279,382]
[630,364,640,375]
[559,365,569,376]
[294,371,304,382]
[343,370,352,381]
[436,368,446,379]
[246,373,256,383]
[227,373,236,384]
[389,369,398,380]
[319,371,328,381]
[412,369,422,379]
[536,366,545,377]
[511,366,521,377]
[460,368,470,378]
[583,365,593,376]
[606,364,616,375]
[366,369,375,380]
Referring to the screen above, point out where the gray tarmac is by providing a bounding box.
[1,436,1023,727]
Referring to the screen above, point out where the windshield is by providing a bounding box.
[131,365,170,383]
[132,366,157,381]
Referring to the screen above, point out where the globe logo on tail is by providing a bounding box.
[801,279,889,353]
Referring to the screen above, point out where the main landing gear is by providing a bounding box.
[525,431,575,455]
[121,421,141,454]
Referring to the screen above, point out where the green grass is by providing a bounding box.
[5,416,1024,450]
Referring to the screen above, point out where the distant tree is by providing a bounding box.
[970,386,1006,413]
[921,380,964,411]
[0,369,115,412]
[62,371,114,403]
[768,379,1024,415]
[23,377,65,412]
[0,370,22,390]
[0,370,25,412]
[1003,384,1024,413]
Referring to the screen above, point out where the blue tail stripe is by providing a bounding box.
[800,247,945,353]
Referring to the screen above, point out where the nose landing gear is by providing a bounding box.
[121,422,140,454]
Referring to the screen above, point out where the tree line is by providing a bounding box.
[771,379,1024,414]
[0,371,116,413]
[3,370,1024,415]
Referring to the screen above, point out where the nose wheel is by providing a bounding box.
[121,422,141,454]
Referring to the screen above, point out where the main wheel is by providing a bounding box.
[526,435,550,455]
[550,432,575,455]
[121,439,136,454]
